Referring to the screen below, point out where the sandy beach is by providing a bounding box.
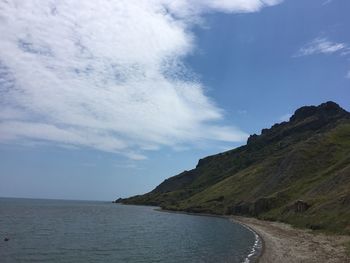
[232,216,350,263]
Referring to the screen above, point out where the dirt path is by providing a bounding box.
[231,216,350,263]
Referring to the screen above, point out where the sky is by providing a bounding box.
[0,0,349,201]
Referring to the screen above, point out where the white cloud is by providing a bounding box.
[163,0,282,16]
[295,37,346,57]
[0,0,281,159]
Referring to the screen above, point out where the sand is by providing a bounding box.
[231,216,350,263]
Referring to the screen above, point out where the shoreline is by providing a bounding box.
[155,207,350,262]
[128,205,350,262]
[155,208,263,262]
[233,219,264,263]
[231,216,350,263]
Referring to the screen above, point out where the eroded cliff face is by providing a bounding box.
[118,102,350,234]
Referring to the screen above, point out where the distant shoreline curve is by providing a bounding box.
[118,204,350,262]
[153,207,350,262]
[154,208,263,263]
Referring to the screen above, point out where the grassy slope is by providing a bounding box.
[120,103,350,234]
[172,121,350,233]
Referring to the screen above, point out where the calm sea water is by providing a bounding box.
[0,198,259,262]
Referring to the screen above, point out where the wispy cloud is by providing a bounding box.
[341,48,350,57]
[346,71,350,79]
[295,37,350,79]
[322,0,333,6]
[295,37,346,57]
[0,0,282,159]
[237,109,248,115]
[279,113,292,122]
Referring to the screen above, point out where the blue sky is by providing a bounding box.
[0,0,349,201]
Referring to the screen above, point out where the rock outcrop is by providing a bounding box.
[118,102,350,234]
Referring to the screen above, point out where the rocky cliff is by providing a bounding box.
[118,102,350,234]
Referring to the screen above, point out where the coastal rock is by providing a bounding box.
[253,197,276,215]
[247,134,258,144]
[229,202,252,215]
[113,198,123,203]
[229,197,279,216]
[292,200,310,213]
[246,101,350,147]
[290,101,347,122]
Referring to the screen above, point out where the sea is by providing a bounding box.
[0,198,260,262]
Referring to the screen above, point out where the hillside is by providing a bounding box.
[118,101,350,234]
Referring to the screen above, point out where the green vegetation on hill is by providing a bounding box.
[118,102,350,234]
